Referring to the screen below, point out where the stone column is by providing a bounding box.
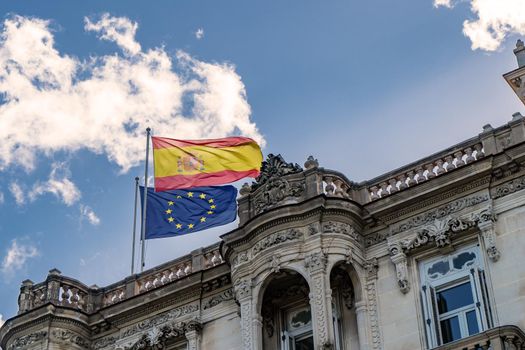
[305,252,334,349]
[185,321,202,350]
[234,278,256,350]
[18,279,34,314]
[355,301,369,350]
[364,259,382,350]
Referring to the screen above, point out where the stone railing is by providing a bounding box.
[433,325,525,350]
[17,243,226,314]
[365,138,485,201]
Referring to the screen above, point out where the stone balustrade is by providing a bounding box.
[17,243,225,314]
[433,325,525,350]
[365,140,485,201]
[322,171,354,199]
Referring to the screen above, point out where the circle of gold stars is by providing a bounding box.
[165,191,216,230]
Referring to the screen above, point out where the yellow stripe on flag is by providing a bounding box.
[154,143,262,177]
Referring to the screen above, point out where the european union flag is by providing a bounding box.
[140,185,237,239]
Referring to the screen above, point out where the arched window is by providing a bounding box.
[261,271,313,350]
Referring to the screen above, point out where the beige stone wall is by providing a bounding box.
[491,193,525,330]
[201,312,242,350]
[376,256,422,350]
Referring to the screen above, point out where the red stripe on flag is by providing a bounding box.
[154,169,260,191]
[152,136,256,149]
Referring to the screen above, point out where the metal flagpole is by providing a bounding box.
[131,176,139,275]
[140,127,151,272]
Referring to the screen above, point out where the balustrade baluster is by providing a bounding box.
[445,155,455,171]
[454,151,465,167]
[324,177,335,195]
[435,159,445,175]
[425,164,436,179]
[406,170,417,186]
[369,186,379,200]
[464,147,475,163]
[388,178,398,193]
[379,182,388,197]
[397,174,408,190]
[416,167,426,183]
[474,143,485,159]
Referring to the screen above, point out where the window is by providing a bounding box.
[419,245,493,348]
[281,304,314,350]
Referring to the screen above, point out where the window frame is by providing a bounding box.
[419,244,491,348]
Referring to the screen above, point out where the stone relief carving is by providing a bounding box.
[92,336,118,350]
[478,220,501,262]
[232,252,249,269]
[50,329,90,349]
[364,258,382,350]
[253,177,305,214]
[252,153,303,189]
[389,195,489,236]
[304,252,328,274]
[203,288,234,310]
[491,175,525,199]
[9,331,47,350]
[252,229,302,255]
[322,221,361,242]
[269,254,281,274]
[398,208,495,254]
[310,274,329,346]
[121,303,199,339]
[233,278,252,301]
[122,321,188,350]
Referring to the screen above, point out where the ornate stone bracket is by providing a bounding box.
[364,258,382,350]
[388,246,410,294]
[478,220,501,262]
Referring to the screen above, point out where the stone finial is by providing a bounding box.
[482,124,493,133]
[48,268,62,276]
[304,155,319,169]
[512,112,524,121]
[239,182,251,196]
[514,39,525,68]
[21,279,34,287]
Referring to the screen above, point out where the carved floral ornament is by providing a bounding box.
[388,207,501,293]
[9,331,47,350]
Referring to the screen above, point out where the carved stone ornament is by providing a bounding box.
[232,252,249,270]
[304,252,328,274]
[9,331,47,350]
[269,254,281,274]
[253,176,305,214]
[389,194,489,235]
[51,329,90,349]
[120,303,199,339]
[322,221,361,242]
[478,220,501,262]
[252,229,302,255]
[234,278,252,301]
[124,321,188,350]
[491,175,525,199]
[203,288,234,309]
[304,155,319,169]
[396,208,496,254]
[388,247,410,294]
[252,154,303,189]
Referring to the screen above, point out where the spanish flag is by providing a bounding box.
[152,136,262,191]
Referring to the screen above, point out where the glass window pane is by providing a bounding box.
[466,310,479,335]
[440,316,462,344]
[437,282,474,314]
[295,335,314,350]
[428,260,450,278]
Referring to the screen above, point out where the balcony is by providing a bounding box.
[434,325,525,350]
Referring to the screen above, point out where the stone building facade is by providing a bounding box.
[2,44,525,350]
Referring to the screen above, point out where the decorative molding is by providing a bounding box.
[203,288,234,310]
[252,229,302,256]
[121,303,199,339]
[50,329,89,349]
[9,331,47,350]
[123,321,187,350]
[304,252,328,274]
[478,220,501,262]
[310,274,329,346]
[232,252,249,270]
[92,335,118,350]
[389,194,489,236]
[491,174,525,199]
[397,208,495,254]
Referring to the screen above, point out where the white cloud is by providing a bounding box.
[434,0,525,51]
[0,14,264,174]
[0,191,4,204]
[0,314,4,328]
[1,239,39,276]
[195,28,204,40]
[80,204,101,226]
[9,182,24,206]
[29,162,81,206]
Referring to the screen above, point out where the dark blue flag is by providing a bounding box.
[140,185,237,239]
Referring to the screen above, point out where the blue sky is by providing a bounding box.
[0,0,524,323]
